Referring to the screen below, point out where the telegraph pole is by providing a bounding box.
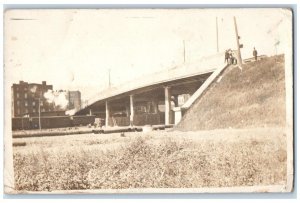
[108,68,111,88]
[38,97,41,130]
[233,16,243,66]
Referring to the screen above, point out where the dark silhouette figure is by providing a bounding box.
[225,50,230,64]
[231,52,237,65]
[253,47,258,61]
[229,51,233,65]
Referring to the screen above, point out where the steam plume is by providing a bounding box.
[44,90,69,109]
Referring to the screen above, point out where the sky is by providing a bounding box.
[4,8,292,100]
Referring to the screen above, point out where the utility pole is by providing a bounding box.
[38,97,41,130]
[216,17,219,53]
[21,116,24,130]
[233,16,243,66]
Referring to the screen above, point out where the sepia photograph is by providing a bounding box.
[3,8,294,194]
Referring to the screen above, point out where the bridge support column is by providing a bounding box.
[164,86,171,125]
[173,107,182,125]
[105,101,110,127]
[130,95,134,126]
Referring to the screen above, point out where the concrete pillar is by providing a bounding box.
[164,86,171,125]
[130,95,134,126]
[173,107,182,125]
[105,101,110,127]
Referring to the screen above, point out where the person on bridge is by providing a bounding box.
[224,49,230,64]
[231,51,237,65]
[228,49,233,65]
[253,47,258,61]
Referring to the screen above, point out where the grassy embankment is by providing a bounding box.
[177,55,286,130]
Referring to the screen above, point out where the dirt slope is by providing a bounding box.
[176,55,286,131]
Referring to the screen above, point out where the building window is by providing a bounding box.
[40,101,43,106]
[25,109,28,113]
[24,93,27,98]
[25,101,28,106]
[17,108,20,114]
[32,101,36,106]
[17,101,20,106]
[16,93,19,98]
[33,109,36,113]
[41,108,45,112]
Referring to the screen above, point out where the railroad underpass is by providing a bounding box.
[75,52,226,127]
[76,73,211,127]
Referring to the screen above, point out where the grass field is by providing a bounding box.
[13,127,286,191]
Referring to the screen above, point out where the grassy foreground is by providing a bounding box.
[13,128,286,191]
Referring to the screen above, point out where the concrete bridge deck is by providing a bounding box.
[76,52,226,127]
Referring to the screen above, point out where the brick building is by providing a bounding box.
[11,81,55,117]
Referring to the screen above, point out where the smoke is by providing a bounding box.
[43,90,69,109]
[66,108,76,116]
[30,85,37,93]
[43,90,54,101]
